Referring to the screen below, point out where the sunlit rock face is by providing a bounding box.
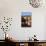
[29,0,43,8]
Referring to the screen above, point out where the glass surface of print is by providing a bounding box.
[21,12,32,27]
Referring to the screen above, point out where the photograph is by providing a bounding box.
[21,12,32,27]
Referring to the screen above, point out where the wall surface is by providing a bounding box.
[0,0,46,40]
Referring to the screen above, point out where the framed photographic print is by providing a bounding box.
[21,12,32,27]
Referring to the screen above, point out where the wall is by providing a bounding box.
[0,0,46,40]
[44,15,46,40]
